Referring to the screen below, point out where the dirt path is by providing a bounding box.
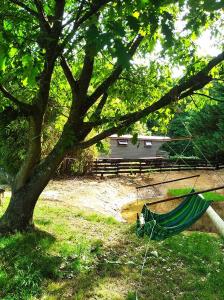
[39,170,224,224]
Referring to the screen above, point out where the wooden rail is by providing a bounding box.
[91,158,224,176]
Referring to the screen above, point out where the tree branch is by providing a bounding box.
[88,35,144,106]
[33,0,51,32]
[52,0,66,34]
[0,84,33,114]
[9,0,38,18]
[213,78,224,83]
[14,114,42,190]
[79,51,224,149]
[78,45,96,98]
[89,93,108,121]
[178,76,212,99]
[63,0,86,28]
[61,0,113,49]
[60,56,79,94]
[36,1,66,113]
[192,92,224,103]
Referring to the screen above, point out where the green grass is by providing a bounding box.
[0,198,224,299]
[168,188,224,201]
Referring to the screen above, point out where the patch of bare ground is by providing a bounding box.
[121,170,224,234]
[40,170,224,234]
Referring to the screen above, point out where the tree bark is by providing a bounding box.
[0,187,39,234]
[0,162,60,234]
[0,123,86,234]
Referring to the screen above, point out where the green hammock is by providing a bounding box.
[136,191,212,240]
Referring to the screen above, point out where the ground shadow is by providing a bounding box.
[0,229,60,299]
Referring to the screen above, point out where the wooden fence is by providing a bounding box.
[91,158,224,176]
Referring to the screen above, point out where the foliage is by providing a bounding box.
[161,112,195,157]
[71,147,98,176]
[0,0,223,160]
[0,198,224,299]
[162,83,224,160]
[0,0,224,230]
[189,86,224,161]
[57,146,98,176]
[0,115,28,175]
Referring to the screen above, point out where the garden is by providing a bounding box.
[0,1,224,299]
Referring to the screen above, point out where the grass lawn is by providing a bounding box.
[168,188,224,202]
[0,198,224,300]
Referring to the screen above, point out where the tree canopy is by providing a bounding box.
[161,82,224,160]
[0,0,224,232]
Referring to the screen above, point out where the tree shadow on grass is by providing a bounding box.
[2,219,221,300]
[0,227,136,300]
[45,228,143,300]
[0,229,61,299]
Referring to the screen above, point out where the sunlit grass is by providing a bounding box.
[0,197,224,299]
[168,188,224,201]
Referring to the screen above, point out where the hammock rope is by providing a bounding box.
[135,142,200,299]
[135,118,223,298]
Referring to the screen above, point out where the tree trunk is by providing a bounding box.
[0,121,90,234]
[0,152,62,234]
[0,182,43,234]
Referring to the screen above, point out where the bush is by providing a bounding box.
[57,146,98,176]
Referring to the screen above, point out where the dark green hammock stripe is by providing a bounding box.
[160,195,197,226]
[136,191,212,240]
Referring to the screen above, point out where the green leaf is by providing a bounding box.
[22,54,33,67]
[127,16,140,31]
[114,39,130,67]
[9,47,18,58]
[0,47,7,71]
[110,21,126,37]
[131,133,138,145]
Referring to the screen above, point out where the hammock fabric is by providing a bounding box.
[136,191,212,240]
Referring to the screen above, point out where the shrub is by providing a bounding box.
[57,146,98,176]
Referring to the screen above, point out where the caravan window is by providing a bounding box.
[117,139,128,146]
[144,141,152,148]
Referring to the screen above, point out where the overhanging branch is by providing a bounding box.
[9,0,38,18]
[78,46,95,98]
[79,50,224,149]
[193,92,224,103]
[89,93,108,121]
[61,0,113,49]
[60,56,79,94]
[33,0,51,32]
[0,84,34,114]
[36,1,65,113]
[88,35,144,106]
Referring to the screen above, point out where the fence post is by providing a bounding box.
[95,160,98,174]
[216,160,219,170]
[116,162,119,176]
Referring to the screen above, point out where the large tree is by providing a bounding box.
[0,0,223,233]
